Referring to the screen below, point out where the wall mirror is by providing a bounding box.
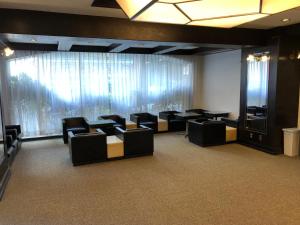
[245,53,270,133]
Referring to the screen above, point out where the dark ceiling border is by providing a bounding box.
[0,8,268,46]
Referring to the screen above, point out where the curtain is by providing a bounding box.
[247,58,269,107]
[3,51,198,137]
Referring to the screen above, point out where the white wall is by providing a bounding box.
[193,50,241,119]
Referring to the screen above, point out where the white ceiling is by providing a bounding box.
[1,0,300,29]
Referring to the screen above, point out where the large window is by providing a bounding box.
[4,51,198,137]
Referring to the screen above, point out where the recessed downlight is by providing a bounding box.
[282,18,290,22]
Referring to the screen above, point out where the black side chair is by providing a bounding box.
[97,114,126,135]
[188,120,226,147]
[68,130,107,166]
[62,117,89,144]
[159,111,185,132]
[116,125,154,158]
[130,113,158,133]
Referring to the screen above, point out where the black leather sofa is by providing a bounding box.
[159,111,186,132]
[188,120,226,147]
[5,125,22,163]
[97,114,126,135]
[116,125,154,158]
[130,113,158,133]
[62,117,89,144]
[68,130,107,166]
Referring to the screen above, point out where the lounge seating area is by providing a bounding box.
[63,108,238,166]
[1,2,300,224]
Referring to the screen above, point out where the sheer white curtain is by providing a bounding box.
[247,58,269,107]
[4,51,198,137]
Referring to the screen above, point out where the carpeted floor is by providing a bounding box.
[1,133,300,225]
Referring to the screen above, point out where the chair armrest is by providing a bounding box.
[149,114,158,122]
[96,128,106,135]
[115,127,126,140]
[6,129,18,140]
[83,117,89,129]
[6,125,21,134]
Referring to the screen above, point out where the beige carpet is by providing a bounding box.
[1,133,300,225]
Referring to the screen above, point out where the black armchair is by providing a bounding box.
[116,125,154,158]
[130,113,158,133]
[97,114,126,135]
[159,111,185,132]
[62,117,89,144]
[6,125,22,140]
[68,130,107,166]
[188,120,226,147]
[6,133,17,163]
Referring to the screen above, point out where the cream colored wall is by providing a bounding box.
[193,50,242,119]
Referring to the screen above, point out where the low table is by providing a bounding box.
[88,119,116,132]
[107,135,124,159]
[175,112,204,121]
[175,112,204,137]
[204,111,230,120]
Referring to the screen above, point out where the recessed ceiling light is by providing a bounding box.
[282,18,290,22]
[4,47,14,57]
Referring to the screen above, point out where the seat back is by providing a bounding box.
[65,117,86,128]
[122,128,154,157]
[188,120,225,147]
[69,132,107,166]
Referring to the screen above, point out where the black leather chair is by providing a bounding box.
[62,117,89,144]
[188,120,226,147]
[6,133,17,164]
[6,125,22,141]
[116,125,154,158]
[159,111,186,132]
[68,130,107,166]
[97,114,126,135]
[5,125,22,163]
[130,113,158,133]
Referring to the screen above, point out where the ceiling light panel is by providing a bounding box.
[116,0,153,18]
[158,0,194,3]
[177,0,262,20]
[188,14,268,28]
[262,0,300,14]
[134,2,190,24]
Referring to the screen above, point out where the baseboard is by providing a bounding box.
[0,166,11,201]
[238,141,282,155]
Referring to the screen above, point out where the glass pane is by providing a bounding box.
[246,55,269,133]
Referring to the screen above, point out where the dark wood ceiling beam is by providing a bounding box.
[0,9,268,46]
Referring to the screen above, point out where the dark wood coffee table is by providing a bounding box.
[203,111,230,120]
[87,119,116,132]
[175,112,204,137]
